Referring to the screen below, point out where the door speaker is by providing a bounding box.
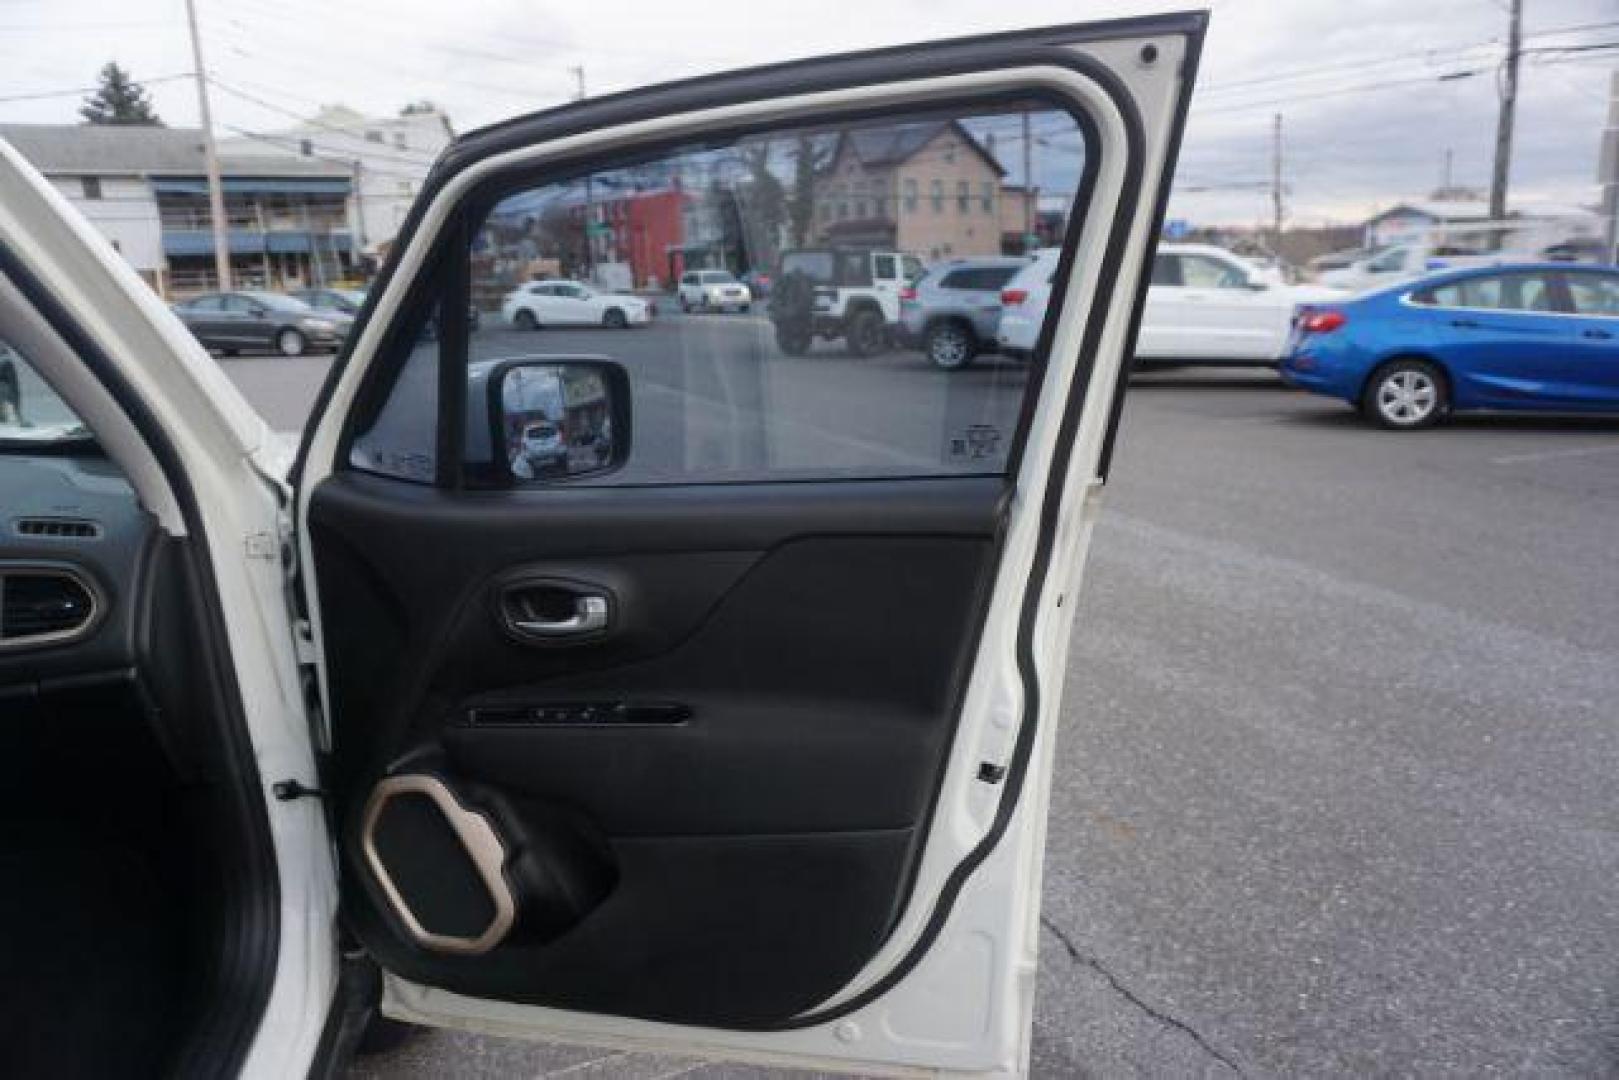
[361,774,517,955]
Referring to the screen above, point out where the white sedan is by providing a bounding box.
[999,243,1344,364]
[501,280,652,329]
[677,270,752,312]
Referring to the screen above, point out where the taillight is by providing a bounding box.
[1298,309,1346,333]
[900,287,917,302]
[1002,288,1029,306]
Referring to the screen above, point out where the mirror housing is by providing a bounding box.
[487,359,630,484]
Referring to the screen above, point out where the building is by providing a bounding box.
[219,104,454,253]
[1362,199,1496,248]
[814,120,1007,261]
[1,123,357,296]
[1362,196,1605,255]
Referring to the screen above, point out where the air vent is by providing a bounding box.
[14,518,102,540]
[0,567,99,646]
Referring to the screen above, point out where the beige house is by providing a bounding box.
[813,121,1006,261]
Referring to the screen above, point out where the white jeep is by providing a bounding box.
[768,248,923,356]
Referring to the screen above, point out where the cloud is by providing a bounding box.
[2,0,1611,225]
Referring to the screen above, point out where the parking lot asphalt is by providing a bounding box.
[220,313,1619,1077]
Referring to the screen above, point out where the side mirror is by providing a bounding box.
[490,359,630,484]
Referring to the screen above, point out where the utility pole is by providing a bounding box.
[1602,70,1618,263]
[571,66,594,279]
[1441,147,1454,193]
[351,158,368,256]
[1489,0,1522,220]
[1021,108,1034,251]
[1270,113,1284,248]
[183,0,231,291]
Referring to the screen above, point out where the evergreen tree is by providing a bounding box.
[79,63,163,126]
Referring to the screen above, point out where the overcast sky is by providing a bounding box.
[2,0,1614,226]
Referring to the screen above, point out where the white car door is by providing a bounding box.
[1168,251,1281,361]
[4,13,1204,1077]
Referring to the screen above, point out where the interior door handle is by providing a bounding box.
[509,594,609,638]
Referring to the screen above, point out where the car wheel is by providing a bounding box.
[740,303,752,314]
[846,308,887,358]
[513,308,538,331]
[924,321,976,370]
[276,328,307,357]
[603,308,628,329]
[679,296,691,313]
[775,322,813,357]
[1363,358,1447,429]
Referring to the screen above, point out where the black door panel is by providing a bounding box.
[310,472,1004,1025]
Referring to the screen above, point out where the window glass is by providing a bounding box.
[188,295,225,312]
[1565,273,1619,317]
[1427,273,1555,312]
[0,338,89,445]
[1178,255,1246,289]
[930,179,943,212]
[1367,246,1407,273]
[1149,253,1180,286]
[353,101,1089,486]
[941,266,1020,291]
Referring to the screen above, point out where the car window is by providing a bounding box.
[941,266,1020,291]
[1178,254,1247,289]
[349,99,1090,485]
[1564,272,1619,317]
[223,295,255,313]
[0,339,90,447]
[186,295,225,312]
[903,255,925,283]
[1366,246,1407,273]
[1425,273,1557,313]
[1149,253,1180,286]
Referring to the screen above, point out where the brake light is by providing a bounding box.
[1298,309,1346,333]
[900,287,917,302]
[1002,288,1029,306]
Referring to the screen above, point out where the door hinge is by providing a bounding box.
[272,778,325,801]
[293,617,319,665]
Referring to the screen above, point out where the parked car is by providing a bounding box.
[998,244,1343,365]
[290,286,368,316]
[740,268,773,298]
[513,419,568,476]
[677,270,752,312]
[172,290,351,356]
[1281,264,1619,428]
[898,257,1028,369]
[1541,237,1613,264]
[0,12,1202,1079]
[501,280,651,329]
[768,247,923,356]
[1316,241,1508,292]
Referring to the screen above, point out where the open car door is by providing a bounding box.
[298,13,1203,1076]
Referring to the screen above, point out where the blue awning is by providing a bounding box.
[153,177,351,196]
[163,230,354,257]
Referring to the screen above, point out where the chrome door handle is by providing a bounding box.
[511,595,609,638]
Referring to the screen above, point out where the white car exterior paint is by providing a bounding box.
[1,18,1193,1077]
[501,280,652,327]
[999,242,1345,363]
[677,270,752,310]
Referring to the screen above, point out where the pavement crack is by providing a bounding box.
[1041,915,1246,1077]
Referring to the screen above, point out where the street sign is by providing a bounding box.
[1164,218,1192,240]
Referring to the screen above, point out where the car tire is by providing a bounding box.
[924,321,977,370]
[276,328,307,357]
[679,297,691,313]
[741,303,752,314]
[513,309,538,331]
[1362,358,1448,430]
[775,323,813,357]
[603,308,628,329]
[846,308,887,358]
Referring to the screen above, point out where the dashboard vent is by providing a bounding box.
[0,570,98,644]
[14,518,102,540]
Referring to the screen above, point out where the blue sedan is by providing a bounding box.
[1280,264,1619,428]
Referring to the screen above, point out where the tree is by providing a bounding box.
[787,134,828,248]
[79,63,162,126]
[736,142,787,271]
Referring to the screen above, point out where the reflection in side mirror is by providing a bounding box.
[493,360,630,483]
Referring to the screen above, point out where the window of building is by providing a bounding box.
[981,182,994,213]
[942,142,957,164]
[80,177,102,200]
[365,130,384,144]
[957,180,970,213]
[393,132,407,150]
[930,179,943,212]
[299,139,313,157]
[903,178,918,212]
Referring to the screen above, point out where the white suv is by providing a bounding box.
[768,248,923,356]
[998,243,1343,365]
[677,270,752,313]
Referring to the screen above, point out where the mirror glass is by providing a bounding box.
[495,362,619,480]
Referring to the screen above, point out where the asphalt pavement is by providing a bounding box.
[219,313,1619,1078]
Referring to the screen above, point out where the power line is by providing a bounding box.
[0,73,193,105]
[206,77,440,164]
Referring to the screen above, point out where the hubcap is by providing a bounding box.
[932,329,968,365]
[1377,369,1436,424]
